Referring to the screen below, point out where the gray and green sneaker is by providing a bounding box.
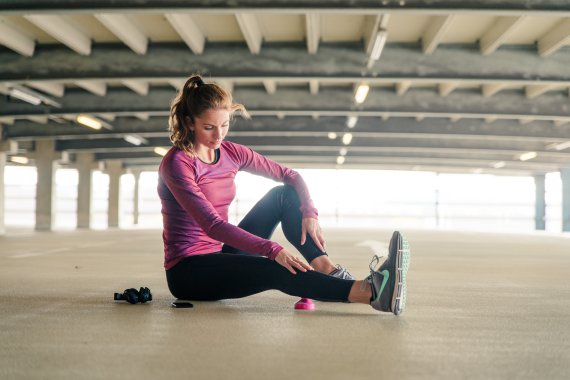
[329,264,355,280]
[368,231,411,315]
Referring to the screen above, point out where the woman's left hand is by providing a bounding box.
[301,217,326,252]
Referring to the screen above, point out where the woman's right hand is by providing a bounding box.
[275,249,314,275]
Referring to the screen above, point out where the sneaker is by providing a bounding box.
[328,264,355,280]
[368,231,411,315]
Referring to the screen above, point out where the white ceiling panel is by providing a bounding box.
[258,14,304,42]
[321,15,367,42]
[442,15,496,43]
[386,14,431,43]
[503,16,563,44]
[2,15,57,43]
[193,14,243,41]
[129,14,181,41]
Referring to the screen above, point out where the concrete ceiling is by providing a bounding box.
[1,0,570,175]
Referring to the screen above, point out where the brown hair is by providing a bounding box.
[168,75,250,156]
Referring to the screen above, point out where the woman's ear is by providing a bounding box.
[184,116,194,132]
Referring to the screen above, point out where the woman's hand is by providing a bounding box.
[301,217,326,252]
[275,249,314,275]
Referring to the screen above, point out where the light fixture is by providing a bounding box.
[10,156,29,164]
[123,134,148,146]
[336,156,345,165]
[76,114,103,130]
[519,151,537,161]
[328,132,337,140]
[154,147,169,156]
[492,161,506,169]
[553,141,570,151]
[369,29,388,61]
[342,133,353,145]
[339,147,347,156]
[9,88,42,105]
[354,84,369,104]
[7,84,61,108]
[346,116,358,128]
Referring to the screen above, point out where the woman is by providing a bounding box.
[158,75,411,315]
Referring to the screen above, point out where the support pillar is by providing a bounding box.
[534,174,546,231]
[0,138,17,235]
[562,168,570,232]
[132,170,141,225]
[76,152,94,229]
[107,160,123,228]
[35,139,56,231]
[0,151,5,235]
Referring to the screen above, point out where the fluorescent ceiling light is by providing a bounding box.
[76,114,103,130]
[10,156,29,164]
[370,29,388,61]
[354,85,369,104]
[346,116,358,128]
[123,134,147,146]
[342,133,353,145]
[336,156,345,165]
[492,161,506,169]
[339,147,348,156]
[519,151,537,161]
[9,88,42,105]
[327,132,337,140]
[554,141,570,151]
[154,147,169,156]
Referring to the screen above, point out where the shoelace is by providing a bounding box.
[360,254,385,292]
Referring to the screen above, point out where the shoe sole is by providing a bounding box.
[391,231,411,315]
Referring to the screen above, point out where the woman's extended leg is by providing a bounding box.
[166,253,365,302]
[221,185,343,274]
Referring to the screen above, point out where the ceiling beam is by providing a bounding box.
[23,15,91,55]
[482,83,508,97]
[94,14,148,55]
[396,81,412,96]
[538,18,570,57]
[26,81,65,97]
[4,43,570,84]
[3,87,570,122]
[121,80,149,96]
[422,15,454,54]
[480,16,526,55]
[3,1,570,14]
[525,84,559,98]
[165,13,205,54]
[305,14,320,54]
[8,116,570,144]
[235,13,263,54]
[0,17,35,56]
[439,81,460,97]
[75,80,107,96]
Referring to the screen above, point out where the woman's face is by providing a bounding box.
[189,108,230,150]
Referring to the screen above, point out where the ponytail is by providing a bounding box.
[168,75,250,156]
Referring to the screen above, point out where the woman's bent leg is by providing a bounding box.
[221,185,327,264]
[166,253,353,302]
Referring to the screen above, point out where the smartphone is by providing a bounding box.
[171,301,194,308]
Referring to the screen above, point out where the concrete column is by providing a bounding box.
[562,168,570,232]
[534,174,546,231]
[107,160,123,228]
[0,152,5,235]
[132,170,141,225]
[0,138,17,235]
[35,140,57,231]
[76,152,94,229]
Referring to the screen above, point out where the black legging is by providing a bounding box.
[166,185,354,301]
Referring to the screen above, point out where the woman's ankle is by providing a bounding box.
[309,256,336,274]
[348,280,371,304]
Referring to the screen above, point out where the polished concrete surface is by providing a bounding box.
[1,227,569,379]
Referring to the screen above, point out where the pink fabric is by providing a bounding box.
[158,140,319,270]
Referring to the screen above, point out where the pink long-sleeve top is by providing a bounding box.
[158,140,319,270]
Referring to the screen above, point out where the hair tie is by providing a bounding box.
[195,78,205,87]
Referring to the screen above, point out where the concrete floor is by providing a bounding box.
[0,227,569,380]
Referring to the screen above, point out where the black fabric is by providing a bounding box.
[166,253,353,301]
[165,185,353,301]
